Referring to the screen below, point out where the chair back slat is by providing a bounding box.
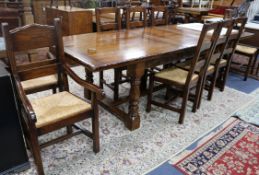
[16,58,57,72]
[9,25,56,52]
[18,64,58,81]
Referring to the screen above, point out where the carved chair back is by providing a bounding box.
[2,22,67,90]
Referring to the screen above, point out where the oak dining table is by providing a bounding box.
[63,24,252,131]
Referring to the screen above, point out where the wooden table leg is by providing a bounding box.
[84,68,93,99]
[140,69,147,92]
[126,63,145,130]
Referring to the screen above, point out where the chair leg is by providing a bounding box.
[92,95,100,153]
[66,125,73,134]
[197,73,210,110]
[244,55,254,81]
[179,88,190,124]
[165,86,171,100]
[208,69,218,101]
[146,73,154,113]
[192,76,204,112]
[52,87,57,94]
[250,52,258,74]
[113,69,121,101]
[140,69,148,92]
[29,132,45,175]
[99,71,104,89]
[220,64,231,92]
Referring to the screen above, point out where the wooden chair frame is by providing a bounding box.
[146,22,223,124]
[232,44,259,81]
[2,24,61,95]
[195,19,236,109]
[2,19,104,175]
[216,17,248,91]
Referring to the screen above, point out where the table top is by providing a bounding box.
[64,25,202,71]
[64,24,254,72]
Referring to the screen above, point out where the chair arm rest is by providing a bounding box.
[13,75,37,122]
[63,64,105,99]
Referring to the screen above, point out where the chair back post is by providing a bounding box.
[117,8,122,30]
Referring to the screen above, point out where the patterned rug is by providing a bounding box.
[17,66,257,175]
[170,117,259,175]
[147,97,259,175]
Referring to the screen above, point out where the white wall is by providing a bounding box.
[247,0,259,21]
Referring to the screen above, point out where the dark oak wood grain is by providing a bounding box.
[2,19,103,175]
[64,25,201,71]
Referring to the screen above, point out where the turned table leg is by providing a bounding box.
[126,63,145,130]
[84,68,93,99]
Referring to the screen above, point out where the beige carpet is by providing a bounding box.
[18,66,256,175]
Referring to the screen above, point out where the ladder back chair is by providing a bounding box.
[232,43,259,81]
[204,19,236,102]
[150,5,169,26]
[177,19,236,110]
[217,17,247,91]
[146,21,223,124]
[2,19,104,175]
[196,19,237,108]
[126,6,147,29]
